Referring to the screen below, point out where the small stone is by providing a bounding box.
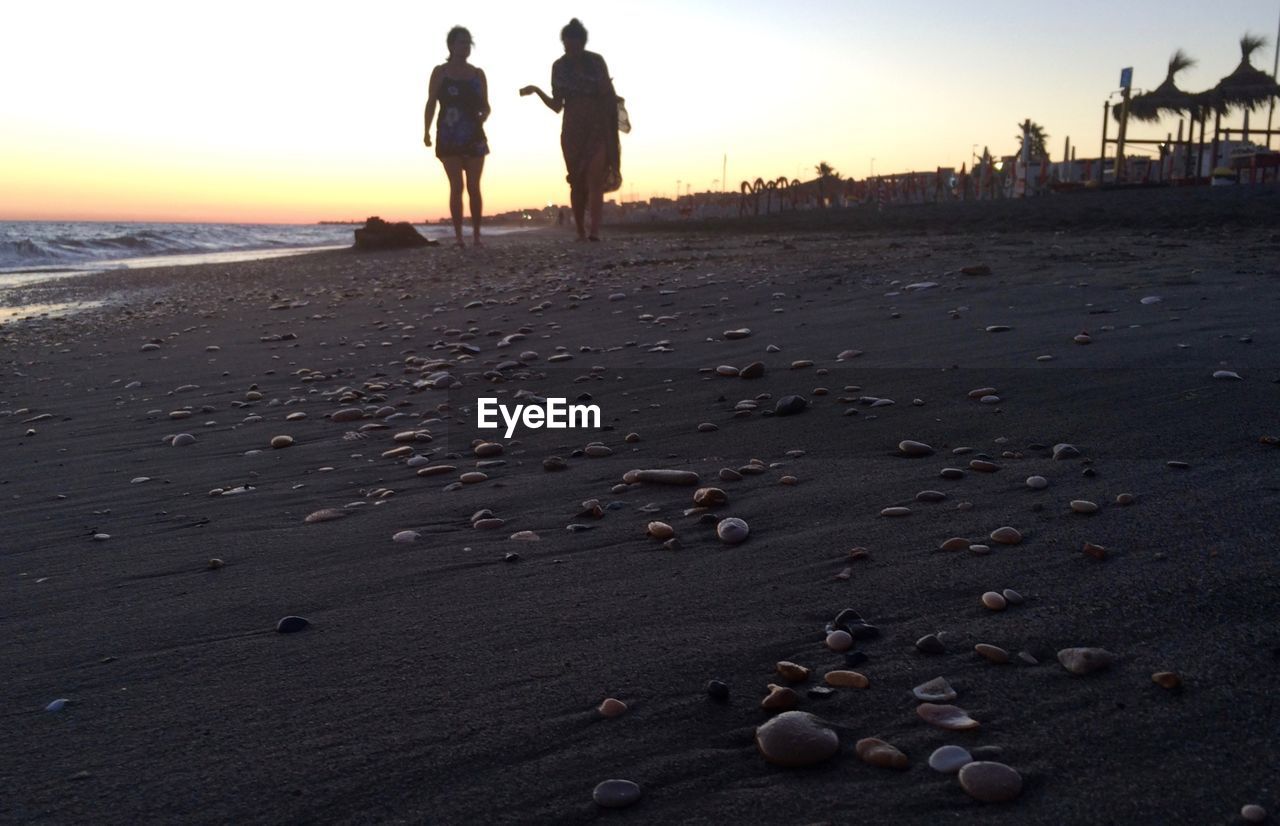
[940,537,970,552]
[718,468,742,482]
[898,440,934,457]
[171,433,196,447]
[693,487,728,507]
[917,702,980,730]
[916,490,947,503]
[824,670,868,689]
[1082,542,1108,560]
[1213,370,1242,380]
[1052,443,1080,460]
[1074,332,1092,344]
[1001,588,1024,604]
[760,683,800,712]
[716,517,749,544]
[706,679,730,702]
[969,459,1000,473]
[598,698,628,718]
[774,395,807,416]
[275,616,309,634]
[1026,475,1049,490]
[647,521,675,540]
[1115,492,1135,505]
[723,328,751,339]
[916,634,946,655]
[879,507,911,518]
[928,745,973,773]
[975,644,1010,664]
[775,661,810,682]
[509,530,540,541]
[1058,647,1116,675]
[1241,804,1267,823]
[740,361,765,379]
[305,509,346,524]
[912,676,956,702]
[939,467,966,480]
[1152,671,1182,690]
[625,469,701,486]
[824,629,855,651]
[754,711,840,767]
[1070,499,1099,514]
[207,558,225,570]
[1017,651,1039,666]
[989,526,1023,545]
[981,591,1007,611]
[959,761,1023,802]
[542,456,567,471]
[592,779,641,809]
[968,544,991,555]
[270,435,294,449]
[45,698,69,712]
[392,530,420,543]
[856,737,909,770]
[986,325,1011,333]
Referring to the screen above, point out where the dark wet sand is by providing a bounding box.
[2,188,1278,824]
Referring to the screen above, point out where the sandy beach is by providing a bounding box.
[2,188,1278,824]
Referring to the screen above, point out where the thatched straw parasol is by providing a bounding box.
[1116,50,1203,122]
[1202,34,1280,114]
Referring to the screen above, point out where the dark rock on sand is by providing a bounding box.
[352,217,435,251]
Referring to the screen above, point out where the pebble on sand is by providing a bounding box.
[975,644,1010,664]
[981,592,1007,611]
[693,487,728,507]
[1070,499,1099,514]
[624,469,701,486]
[1058,647,1116,675]
[392,530,420,543]
[917,702,980,730]
[275,616,310,634]
[825,630,853,652]
[598,698,628,718]
[270,435,294,449]
[592,779,641,809]
[761,683,800,712]
[755,711,840,767]
[647,521,675,540]
[880,506,912,517]
[940,537,970,552]
[775,661,810,682]
[928,745,973,773]
[1152,671,1182,690]
[1026,475,1049,490]
[717,517,750,544]
[959,761,1023,802]
[989,526,1023,545]
[45,698,69,712]
[856,738,909,770]
[915,634,946,655]
[305,509,346,523]
[1241,804,1268,823]
[171,433,196,447]
[824,670,869,688]
[898,440,935,457]
[912,676,957,702]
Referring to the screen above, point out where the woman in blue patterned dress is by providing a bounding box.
[423,26,490,248]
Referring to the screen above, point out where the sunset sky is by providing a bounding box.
[1,0,1277,223]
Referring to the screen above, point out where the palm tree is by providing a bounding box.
[1015,122,1049,160]
[815,161,838,207]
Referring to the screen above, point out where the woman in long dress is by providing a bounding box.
[521,18,620,242]
[424,26,490,248]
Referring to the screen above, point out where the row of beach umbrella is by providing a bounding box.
[1118,34,1280,122]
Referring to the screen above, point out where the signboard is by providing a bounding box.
[1120,67,1133,89]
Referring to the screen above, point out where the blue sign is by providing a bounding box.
[1120,67,1133,89]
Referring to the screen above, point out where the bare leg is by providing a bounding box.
[586,147,608,240]
[569,180,587,240]
[441,157,465,247]
[464,156,485,246]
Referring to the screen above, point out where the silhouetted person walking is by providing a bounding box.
[521,18,621,242]
[424,26,489,248]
